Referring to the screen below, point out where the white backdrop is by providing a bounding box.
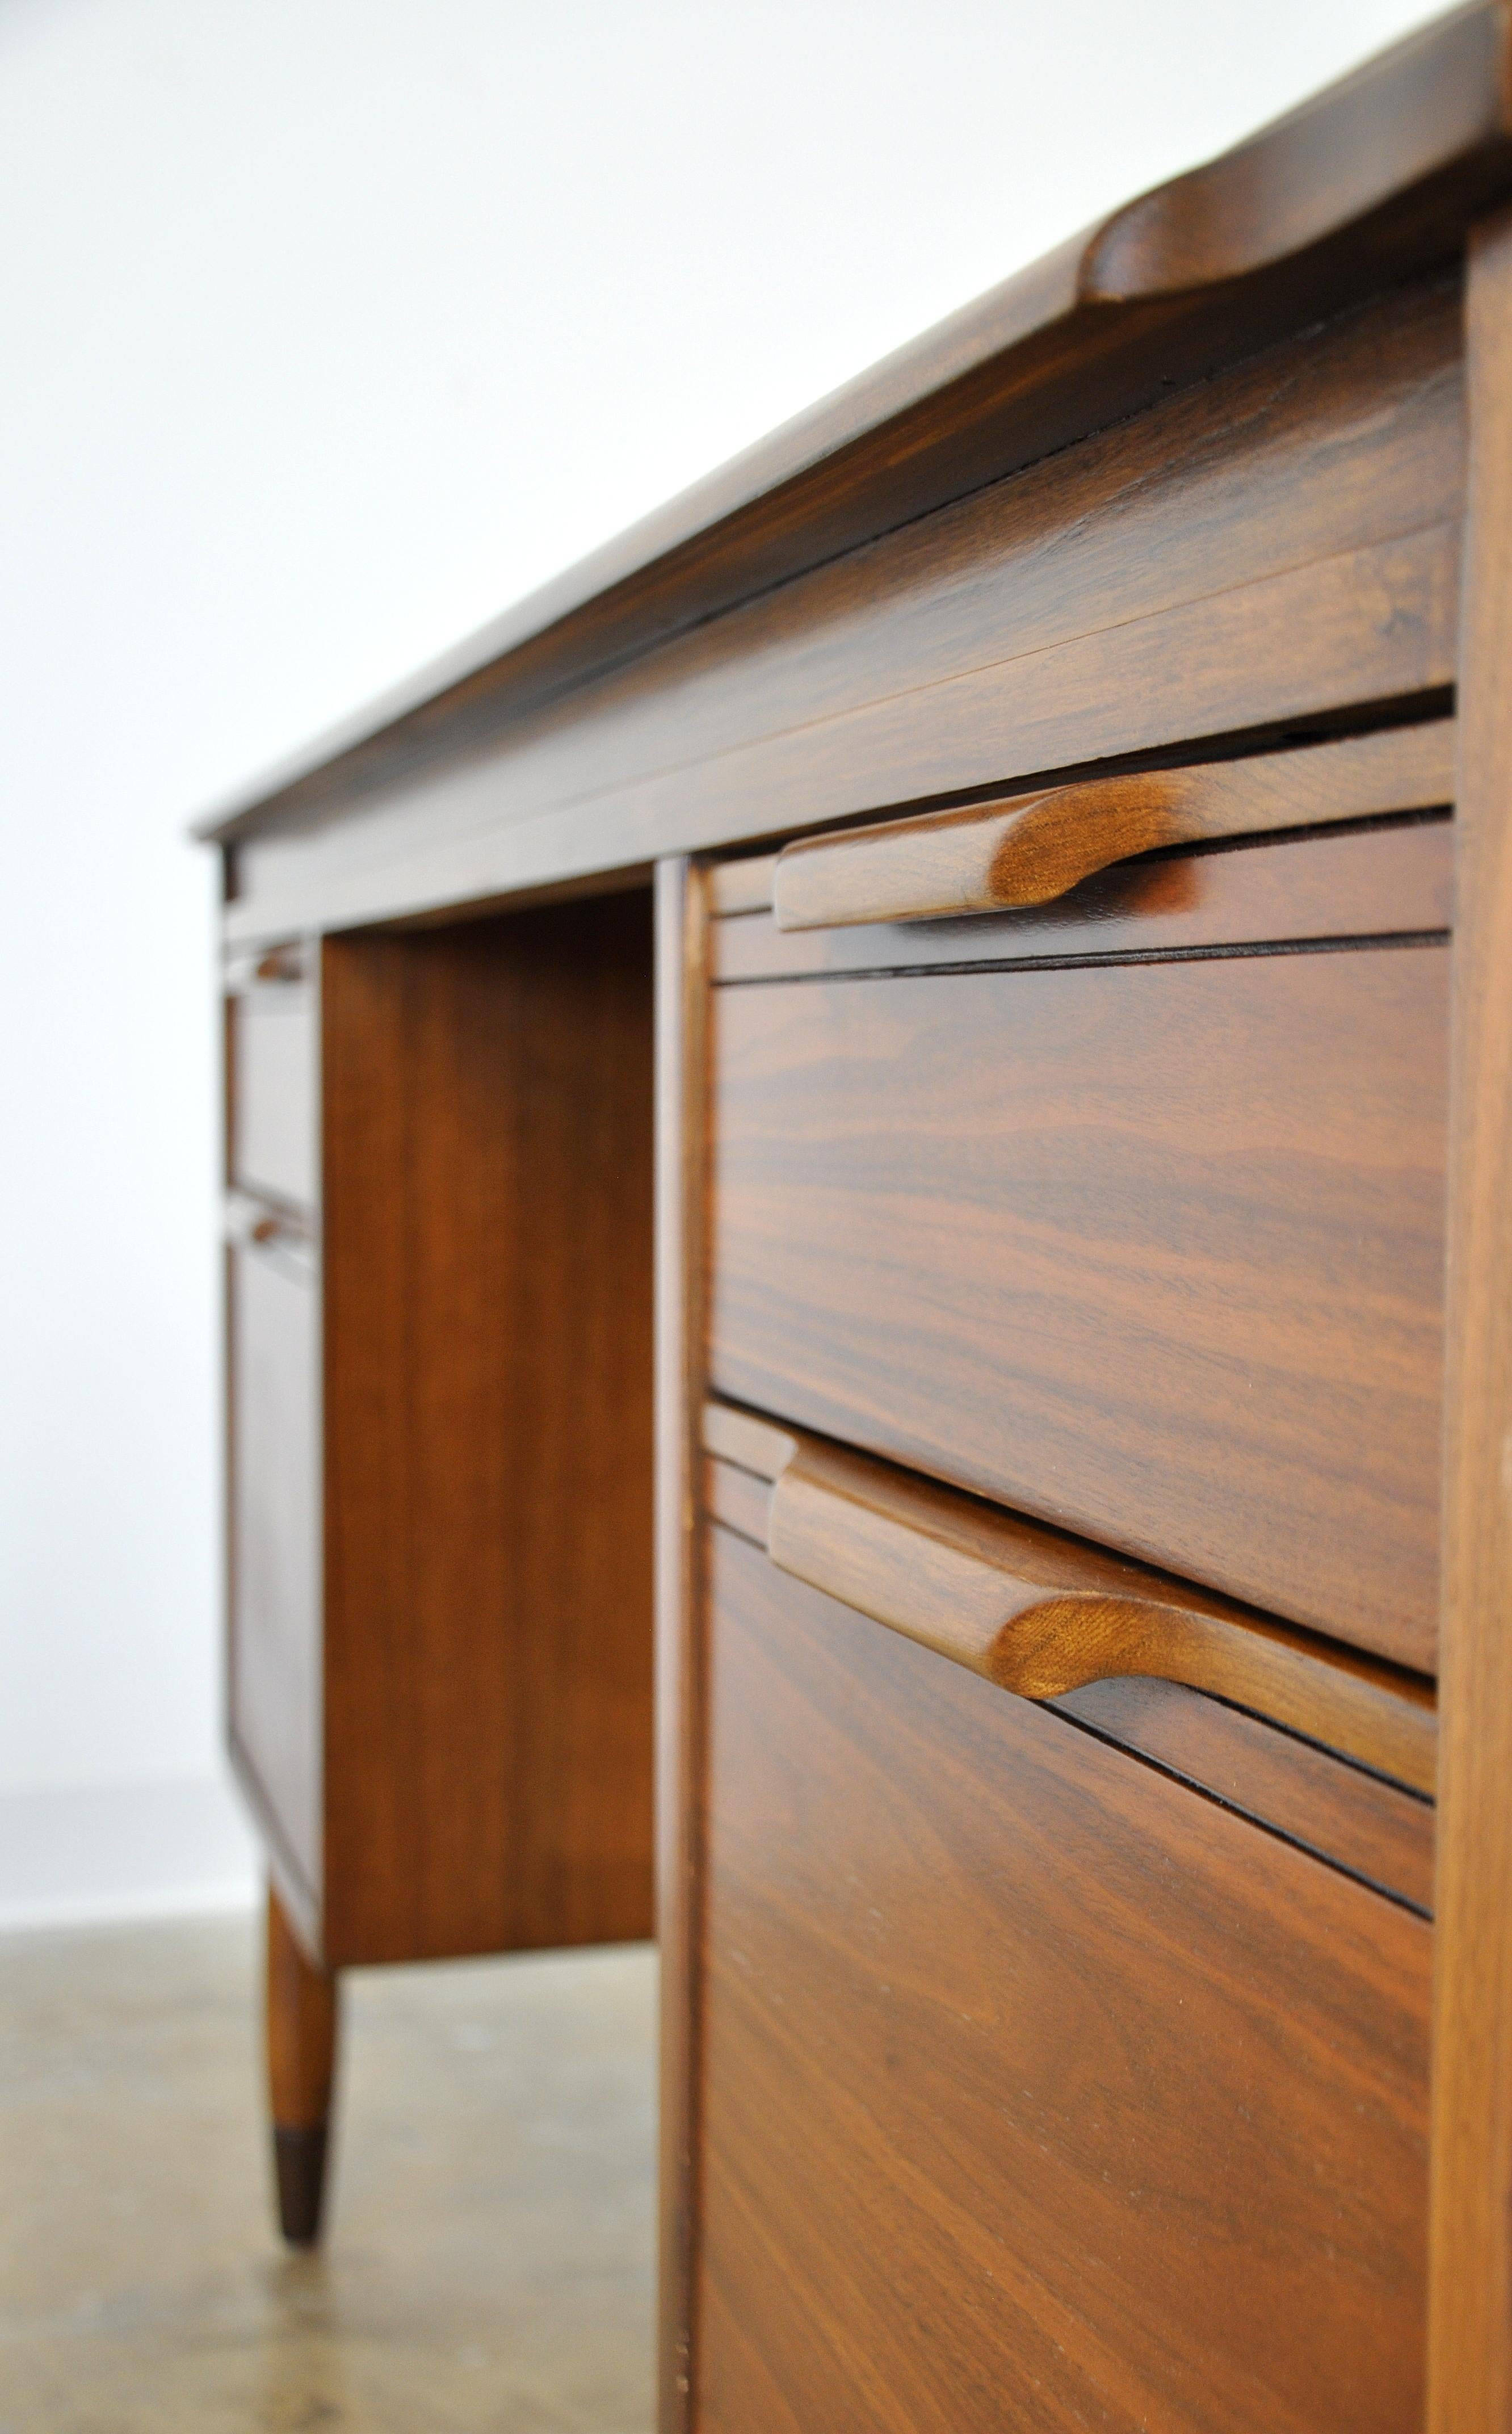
[0,0,1434,1926]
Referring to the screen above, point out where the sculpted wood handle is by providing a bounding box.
[223,940,309,993]
[772,719,1454,930]
[254,945,308,984]
[225,1189,317,1275]
[704,1404,1435,1794]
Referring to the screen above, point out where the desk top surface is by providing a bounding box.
[199,0,1509,855]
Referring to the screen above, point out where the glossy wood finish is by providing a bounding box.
[227,1235,322,1916]
[714,1415,1436,1790]
[199,4,1507,863]
[714,812,1451,983]
[319,892,657,1966]
[773,719,1454,927]
[711,937,1448,1668]
[229,970,318,1211]
[654,859,712,2434]
[1052,1677,1435,1915]
[266,1884,338,2247]
[222,276,1463,942]
[693,1521,1430,2432]
[1429,203,1512,2433]
[703,1447,1435,1911]
[191,15,1512,2400]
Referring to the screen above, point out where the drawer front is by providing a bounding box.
[709,937,1447,1668]
[229,1236,321,1900]
[692,1521,1429,2433]
[702,1417,1437,1906]
[230,975,318,1210]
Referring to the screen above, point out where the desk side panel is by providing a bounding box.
[319,891,657,1966]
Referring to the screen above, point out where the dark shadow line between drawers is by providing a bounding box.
[1132,805,1452,863]
[1051,1696,1434,1921]
[1192,1687,1438,1804]
[702,1514,1434,1920]
[705,690,1459,867]
[711,928,1451,988]
[704,1513,768,1554]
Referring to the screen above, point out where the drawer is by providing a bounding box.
[708,741,1451,1668]
[702,1403,1437,1889]
[691,1505,1430,2432]
[228,946,318,1211]
[228,1219,321,1903]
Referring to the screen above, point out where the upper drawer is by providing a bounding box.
[707,736,1451,1671]
[228,945,318,1212]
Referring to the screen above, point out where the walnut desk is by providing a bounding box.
[198,7,1512,2422]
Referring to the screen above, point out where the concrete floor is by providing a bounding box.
[0,1914,656,2433]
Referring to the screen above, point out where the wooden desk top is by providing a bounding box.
[201,1,1506,939]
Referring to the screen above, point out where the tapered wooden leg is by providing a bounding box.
[265,1884,339,2247]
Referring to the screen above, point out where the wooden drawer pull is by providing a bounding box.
[771,719,1454,930]
[224,940,309,993]
[225,1189,316,1273]
[254,945,306,983]
[704,1403,1435,1793]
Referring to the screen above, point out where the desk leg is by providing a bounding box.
[265,1884,339,2246]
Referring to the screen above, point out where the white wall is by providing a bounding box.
[0,0,1435,1927]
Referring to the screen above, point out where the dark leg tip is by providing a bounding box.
[273,2123,330,2247]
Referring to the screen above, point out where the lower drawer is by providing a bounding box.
[690,1521,1429,2432]
[228,1232,321,1902]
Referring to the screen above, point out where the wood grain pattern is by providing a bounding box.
[702,1445,1435,1908]
[189,20,1512,2382]
[199,6,1506,861]
[224,279,1464,942]
[1052,1676,1434,1915]
[1428,202,1512,2434]
[691,1522,1430,2433]
[703,1409,1434,1786]
[709,858,776,918]
[318,892,656,1967]
[763,1429,1435,1791]
[1082,2,1509,298]
[700,1401,799,1480]
[772,719,1455,928]
[655,859,712,2434]
[715,812,1452,985]
[710,939,1448,1669]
